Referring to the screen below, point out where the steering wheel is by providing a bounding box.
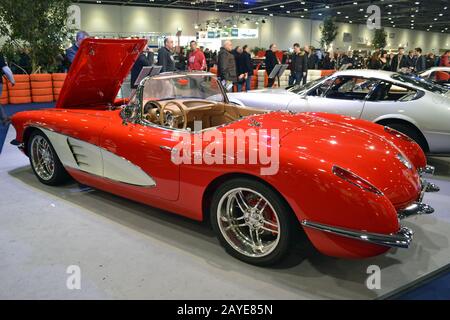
[144,101,162,123]
[159,101,188,129]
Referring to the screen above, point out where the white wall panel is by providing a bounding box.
[76,3,450,52]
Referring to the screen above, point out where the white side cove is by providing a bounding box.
[40,128,156,187]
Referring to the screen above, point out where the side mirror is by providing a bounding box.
[121,105,135,125]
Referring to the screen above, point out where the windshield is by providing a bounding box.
[392,74,448,94]
[287,77,325,94]
[142,74,226,103]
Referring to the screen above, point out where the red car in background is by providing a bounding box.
[10,39,438,266]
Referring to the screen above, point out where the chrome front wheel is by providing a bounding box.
[28,130,70,186]
[30,135,55,181]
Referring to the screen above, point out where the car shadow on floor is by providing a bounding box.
[9,165,437,299]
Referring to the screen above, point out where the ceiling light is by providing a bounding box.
[264,8,268,11]
[325,5,330,9]
[287,10,291,13]
[318,13,322,15]
[337,11,341,14]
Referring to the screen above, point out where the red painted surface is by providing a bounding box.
[56,38,147,109]
[10,39,427,259]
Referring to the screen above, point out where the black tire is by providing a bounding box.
[210,177,296,266]
[385,122,428,152]
[28,130,71,186]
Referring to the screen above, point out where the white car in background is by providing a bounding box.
[418,66,450,88]
[228,70,450,153]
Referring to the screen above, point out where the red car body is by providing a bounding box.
[11,39,436,260]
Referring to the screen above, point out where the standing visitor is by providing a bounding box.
[425,53,436,69]
[218,40,238,92]
[265,44,279,88]
[439,50,450,67]
[238,45,254,92]
[188,41,206,71]
[289,43,307,86]
[1,52,15,125]
[391,47,408,72]
[414,48,426,73]
[131,47,152,90]
[157,37,176,73]
[66,31,90,66]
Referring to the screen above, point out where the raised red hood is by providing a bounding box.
[56,38,147,109]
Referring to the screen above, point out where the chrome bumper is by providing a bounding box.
[301,220,413,249]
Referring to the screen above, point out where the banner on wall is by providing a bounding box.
[198,28,258,40]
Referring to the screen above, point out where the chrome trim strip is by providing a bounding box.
[398,202,435,220]
[301,220,413,249]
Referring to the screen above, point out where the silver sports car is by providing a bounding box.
[228,70,450,153]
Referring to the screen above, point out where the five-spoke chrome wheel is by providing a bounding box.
[30,135,55,181]
[217,188,281,258]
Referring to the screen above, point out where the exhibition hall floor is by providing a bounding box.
[0,125,449,300]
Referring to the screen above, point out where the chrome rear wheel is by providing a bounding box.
[217,188,280,258]
[211,178,295,266]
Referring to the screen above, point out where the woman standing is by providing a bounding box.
[380,50,391,71]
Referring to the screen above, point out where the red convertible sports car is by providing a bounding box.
[10,39,439,265]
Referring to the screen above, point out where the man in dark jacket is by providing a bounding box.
[66,30,90,66]
[131,47,152,90]
[391,47,408,72]
[305,45,319,70]
[218,40,238,91]
[157,37,175,73]
[265,44,279,88]
[289,43,307,86]
[406,50,416,70]
[414,47,426,72]
[238,45,254,91]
